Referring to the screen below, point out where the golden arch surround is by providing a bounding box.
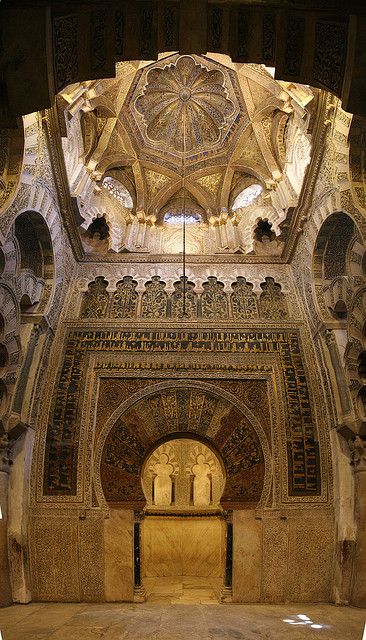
[93,379,272,511]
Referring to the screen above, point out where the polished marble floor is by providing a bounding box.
[0,584,365,640]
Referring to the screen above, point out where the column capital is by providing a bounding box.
[0,433,13,474]
[221,509,233,523]
[134,509,145,523]
[349,436,366,472]
[324,328,336,347]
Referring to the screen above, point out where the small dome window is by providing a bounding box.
[163,212,201,225]
[232,184,263,210]
[102,177,133,208]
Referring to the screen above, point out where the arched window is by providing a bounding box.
[102,176,133,208]
[163,211,201,225]
[232,184,262,210]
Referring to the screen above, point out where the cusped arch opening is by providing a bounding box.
[99,383,267,511]
[141,436,225,511]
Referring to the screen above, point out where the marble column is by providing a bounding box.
[324,329,351,415]
[12,323,43,414]
[350,436,366,607]
[220,510,233,603]
[136,220,146,248]
[0,434,13,606]
[133,510,146,602]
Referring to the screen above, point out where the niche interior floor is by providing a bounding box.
[144,576,222,603]
[0,601,365,640]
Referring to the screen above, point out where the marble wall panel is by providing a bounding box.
[142,517,224,577]
[0,521,12,606]
[232,511,261,602]
[79,515,104,601]
[104,509,134,601]
[287,516,335,602]
[261,518,288,602]
[30,516,80,601]
[142,518,183,577]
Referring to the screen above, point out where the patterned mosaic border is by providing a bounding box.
[41,328,322,503]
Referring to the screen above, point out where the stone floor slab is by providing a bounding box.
[0,602,365,639]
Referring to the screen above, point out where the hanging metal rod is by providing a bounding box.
[182,105,187,318]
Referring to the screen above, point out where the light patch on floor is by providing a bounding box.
[282,612,328,629]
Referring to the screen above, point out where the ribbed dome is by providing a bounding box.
[135,56,236,153]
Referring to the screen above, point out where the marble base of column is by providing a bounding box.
[220,585,233,603]
[133,585,147,603]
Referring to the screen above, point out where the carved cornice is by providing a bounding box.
[283,91,333,262]
[349,436,366,472]
[144,510,223,518]
[79,253,285,265]
[42,107,84,261]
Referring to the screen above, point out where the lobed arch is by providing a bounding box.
[141,432,227,480]
[141,435,226,510]
[13,210,55,315]
[78,272,290,320]
[311,210,365,323]
[93,379,272,512]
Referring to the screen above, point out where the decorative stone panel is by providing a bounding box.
[110,276,138,319]
[42,328,322,504]
[80,277,109,318]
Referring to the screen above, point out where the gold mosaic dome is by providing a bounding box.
[134,55,238,155]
